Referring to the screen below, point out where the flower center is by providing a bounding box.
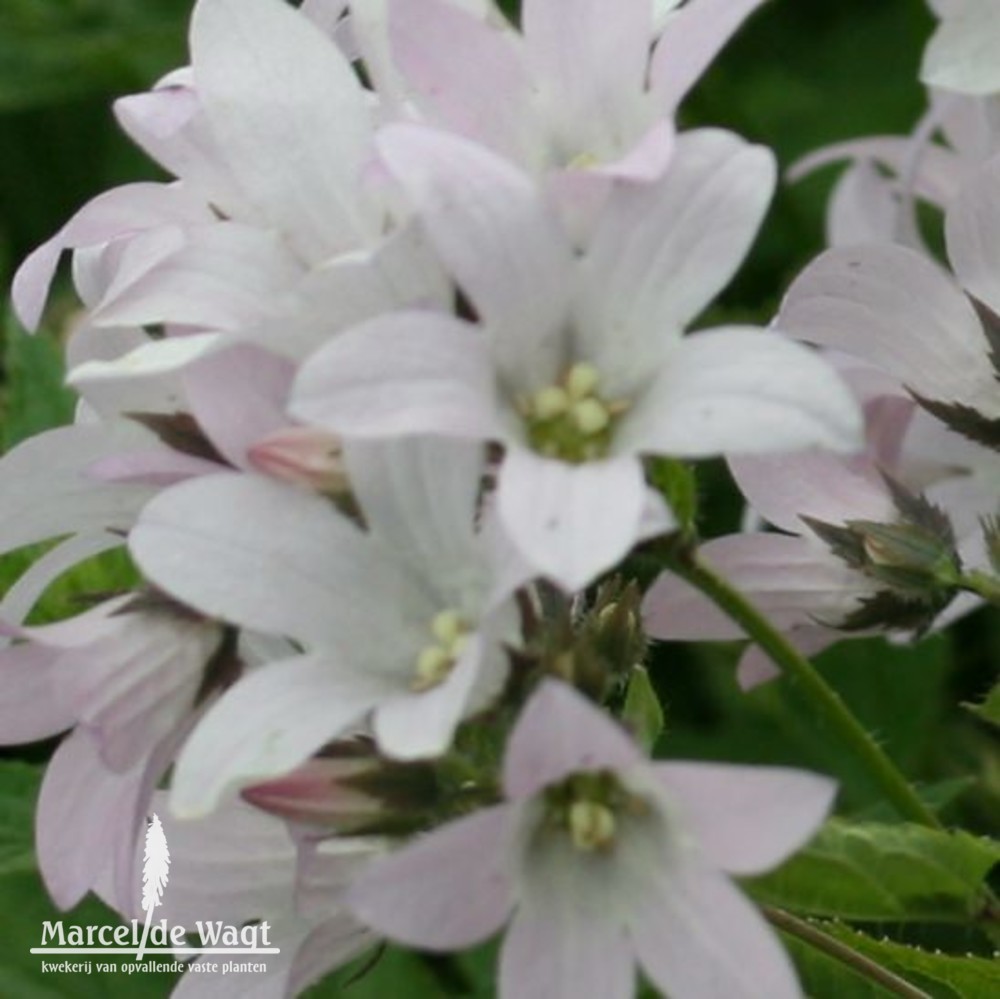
[519,362,628,463]
[411,609,470,692]
[542,769,650,854]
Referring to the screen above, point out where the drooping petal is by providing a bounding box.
[653,762,836,875]
[0,643,72,743]
[12,183,210,331]
[630,862,801,999]
[377,124,573,389]
[290,312,502,440]
[348,805,515,948]
[50,608,222,772]
[641,534,872,640]
[503,680,642,800]
[779,244,1000,418]
[497,448,647,592]
[191,0,376,260]
[36,730,148,910]
[576,131,776,395]
[650,0,769,112]
[618,327,862,458]
[169,653,392,818]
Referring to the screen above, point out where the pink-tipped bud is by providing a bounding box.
[242,757,383,831]
[248,426,348,494]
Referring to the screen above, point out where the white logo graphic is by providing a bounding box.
[31,813,280,965]
[137,814,170,960]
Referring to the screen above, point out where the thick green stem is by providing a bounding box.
[664,549,942,829]
[764,908,931,999]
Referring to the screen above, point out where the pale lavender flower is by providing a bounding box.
[780,156,1000,433]
[643,358,995,686]
[292,125,862,590]
[129,438,524,817]
[386,0,768,187]
[0,597,222,912]
[349,679,835,999]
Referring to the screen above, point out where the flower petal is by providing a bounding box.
[290,312,501,440]
[576,131,776,396]
[779,243,1000,418]
[0,643,72,743]
[348,805,515,948]
[169,653,390,818]
[620,327,862,457]
[522,0,652,161]
[728,448,893,535]
[650,0,768,112]
[191,0,376,259]
[182,342,294,469]
[503,680,642,800]
[641,534,871,639]
[12,183,209,331]
[653,762,836,875]
[921,0,1000,96]
[388,0,536,163]
[377,124,573,389]
[372,637,485,761]
[130,472,420,648]
[497,449,646,592]
[499,887,634,999]
[630,862,801,999]
[945,157,1000,319]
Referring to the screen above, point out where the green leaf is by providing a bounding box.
[0,0,189,112]
[2,309,74,450]
[780,933,896,999]
[646,457,698,534]
[622,665,665,752]
[746,820,1000,924]
[966,682,1000,729]
[819,922,1000,999]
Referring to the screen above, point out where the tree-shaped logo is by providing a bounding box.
[136,814,170,959]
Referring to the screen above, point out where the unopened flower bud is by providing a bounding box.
[243,749,442,835]
[248,426,348,494]
[242,757,385,831]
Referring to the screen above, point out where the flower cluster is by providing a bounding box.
[2,1,999,998]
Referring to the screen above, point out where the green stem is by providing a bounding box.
[958,570,1000,608]
[764,908,931,999]
[663,548,942,829]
